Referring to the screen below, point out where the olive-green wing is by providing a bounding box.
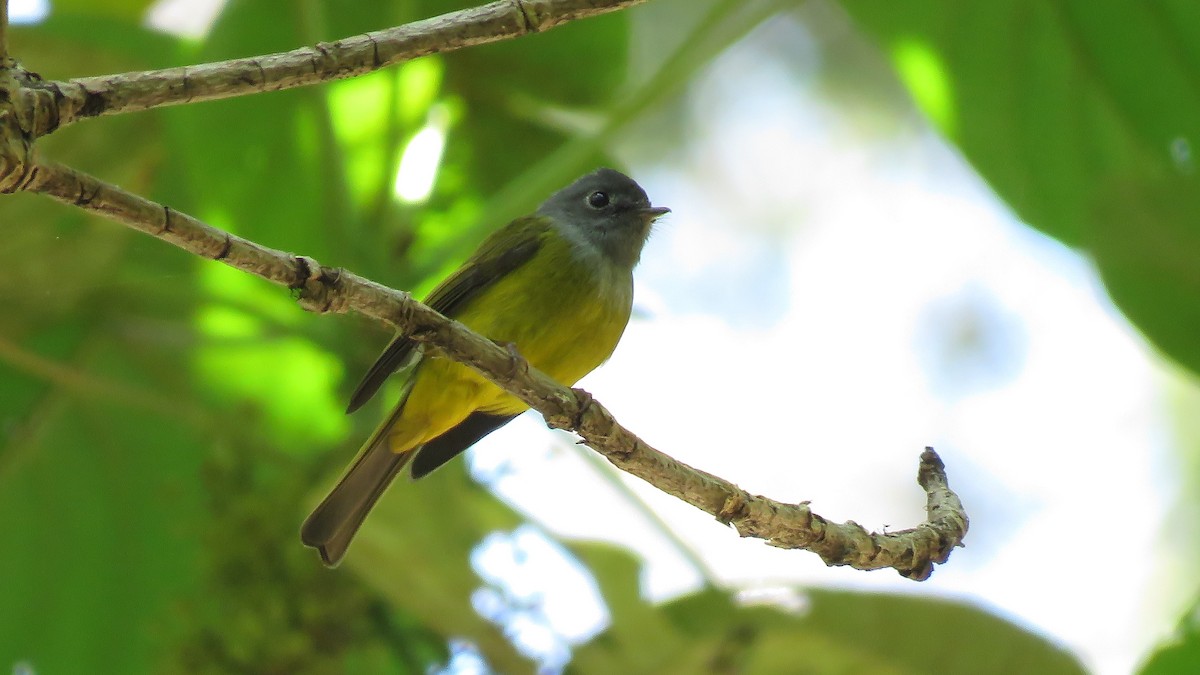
[344,216,552,413]
[410,411,520,479]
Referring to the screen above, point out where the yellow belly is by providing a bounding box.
[386,241,633,452]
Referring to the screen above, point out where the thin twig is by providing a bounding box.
[22,159,969,580]
[17,0,650,138]
[0,336,213,428]
[0,335,210,484]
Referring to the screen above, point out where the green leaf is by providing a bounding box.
[798,589,1084,674]
[11,15,183,75]
[569,544,1084,674]
[569,543,689,672]
[193,266,349,452]
[344,460,531,672]
[840,0,1200,376]
[53,0,160,22]
[1140,598,1200,675]
[0,339,208,673]
[0,25,215,669]
[446,8,630,108]
[2,17,182,336]
[1089,173,1200,381]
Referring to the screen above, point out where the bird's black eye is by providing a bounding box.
[587,191,610,209]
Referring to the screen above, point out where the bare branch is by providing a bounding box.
[0,75,33,195]
[16,0,649,138]
[23,159,969,580]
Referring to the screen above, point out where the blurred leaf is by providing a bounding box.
[0,16,214,670]
[3,18,180,339]
[11,15,183,75]
[327,61,445,213]
[0,198,132,333]
[155,0,376,434]
[1090,173,1200,385]
[0,340,208,673]
[164,445,438,675]
[570,543,689,671]
[568,546,1084,674]
[1140,598,1200,675]
[53,0,159,22]
[796,589,1084,674]
[447,7,629,109]
[345,460,531,672]
[840,0,1200,376]
[193,266,348,452]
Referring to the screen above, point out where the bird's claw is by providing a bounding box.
[497,341,529,379]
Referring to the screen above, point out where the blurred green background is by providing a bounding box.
[2,0,1199,673]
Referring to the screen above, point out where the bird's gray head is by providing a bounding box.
[537,168,670,271]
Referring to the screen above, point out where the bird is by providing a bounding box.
[301,168,669,566]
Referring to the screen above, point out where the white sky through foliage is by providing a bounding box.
[7,0,47,24]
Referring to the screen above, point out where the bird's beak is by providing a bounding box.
[638,206,671,221]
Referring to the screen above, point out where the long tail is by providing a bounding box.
[300,402,415,567]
